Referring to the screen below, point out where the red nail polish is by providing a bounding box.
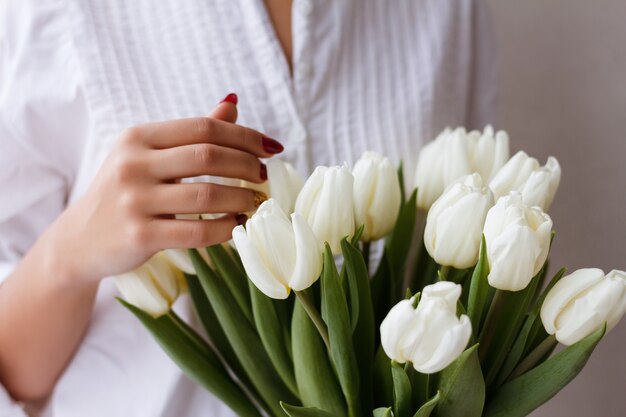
[235,213,248,226]
[262,137,284,154]
[220,93,238,105]
[260,163,268,180]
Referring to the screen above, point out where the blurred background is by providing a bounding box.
[487,0,626,415]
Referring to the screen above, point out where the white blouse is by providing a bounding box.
[0,0,496,415]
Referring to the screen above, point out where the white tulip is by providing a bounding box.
[424,173,494,269]
[295,164,355,254]
[352,152,402,241]
[489,151,561,211]
[232,199,323,299]
[380,281,472,374]
[483,192,553,291]
[540,268,626,345]
[243,158,303,214]
[115,252,184,317]
[414,126,509,209]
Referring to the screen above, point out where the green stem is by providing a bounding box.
[167,311,213,354]
[478,290,507,363]
[362,241,371,273]
[508,335,558,381]
[438,265,451,281]
[295,291,330,351]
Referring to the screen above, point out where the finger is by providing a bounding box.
[153,214,247,249]
[210,93,238,123]
[149,143,267,183]
[146,182,266,215]
[134,117,284,157]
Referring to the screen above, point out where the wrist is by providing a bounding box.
[36,211,101,292]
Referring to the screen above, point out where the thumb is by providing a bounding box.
[208,93,238,123]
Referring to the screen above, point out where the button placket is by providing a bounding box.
[290,0,315,172]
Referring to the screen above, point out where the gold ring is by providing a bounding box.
[253,191,268,208]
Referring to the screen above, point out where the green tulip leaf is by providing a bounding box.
[371,251,393,329]
[250,281,298,396]
[342,238,375,411]
[412,391,441,417]
[371,190,418,327]
[391,361,412,417]
[206,245,254,324]
[484,324,606,417]
[466,236,490,334]
[373,346,395,408]
[280,402,337,417]
[189,249,297,416]
[525,267,567,353]
[495,268,567,386]
[386,189,418,280]
[292,298,346,415]
[435,344,485,417]
[118,299,262,417]
[351,224,366,246]
[373,407,395,417]
[184,274,262,405]
[321,243,361,417]
[397,161,406,207]
[479,266,544,388]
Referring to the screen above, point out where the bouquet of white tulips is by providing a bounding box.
[116,126,626,417]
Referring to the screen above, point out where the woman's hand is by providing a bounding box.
[48,95,283,283]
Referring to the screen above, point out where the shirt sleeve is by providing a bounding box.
[0,0,89,283]
[465,0,498,129]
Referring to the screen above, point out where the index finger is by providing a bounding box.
[127,117,284,157]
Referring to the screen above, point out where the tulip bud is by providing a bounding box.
[352,152,402,242]
[295,164,355,254]
[540,268,626,345]
[414,126,509,210]
[424,173,494,269]
[114,253,184,317]
[483,192,553,291]
[232,199,323,299]
[380,281,472,374]
[243,158,303,214]
[489,151,561,211]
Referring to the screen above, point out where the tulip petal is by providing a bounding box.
[368,158,401,240]
[147,253,182,304]
[421,281,461,310]
[164,248,196,274]
[432,192,492,268]
[288,213,323,291]
[232,225,290,299]
[114,263,171,317]
[540,268,604,335]
[487,225,542,291]
[353,157,377,240]
[380,299,417,363]
[248,211,296,286]
[416,315,472,374]
[555,275,626,345]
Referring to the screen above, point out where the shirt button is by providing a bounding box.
[297,0,313,16]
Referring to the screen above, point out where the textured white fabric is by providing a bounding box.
[0,0,496,415]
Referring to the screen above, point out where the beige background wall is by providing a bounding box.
[487,1,626,415]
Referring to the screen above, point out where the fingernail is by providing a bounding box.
[262,137,284,154]
[220,93,238,105]
[253,191,268,208]
[235,213,248,226]
[259,163,268,181]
